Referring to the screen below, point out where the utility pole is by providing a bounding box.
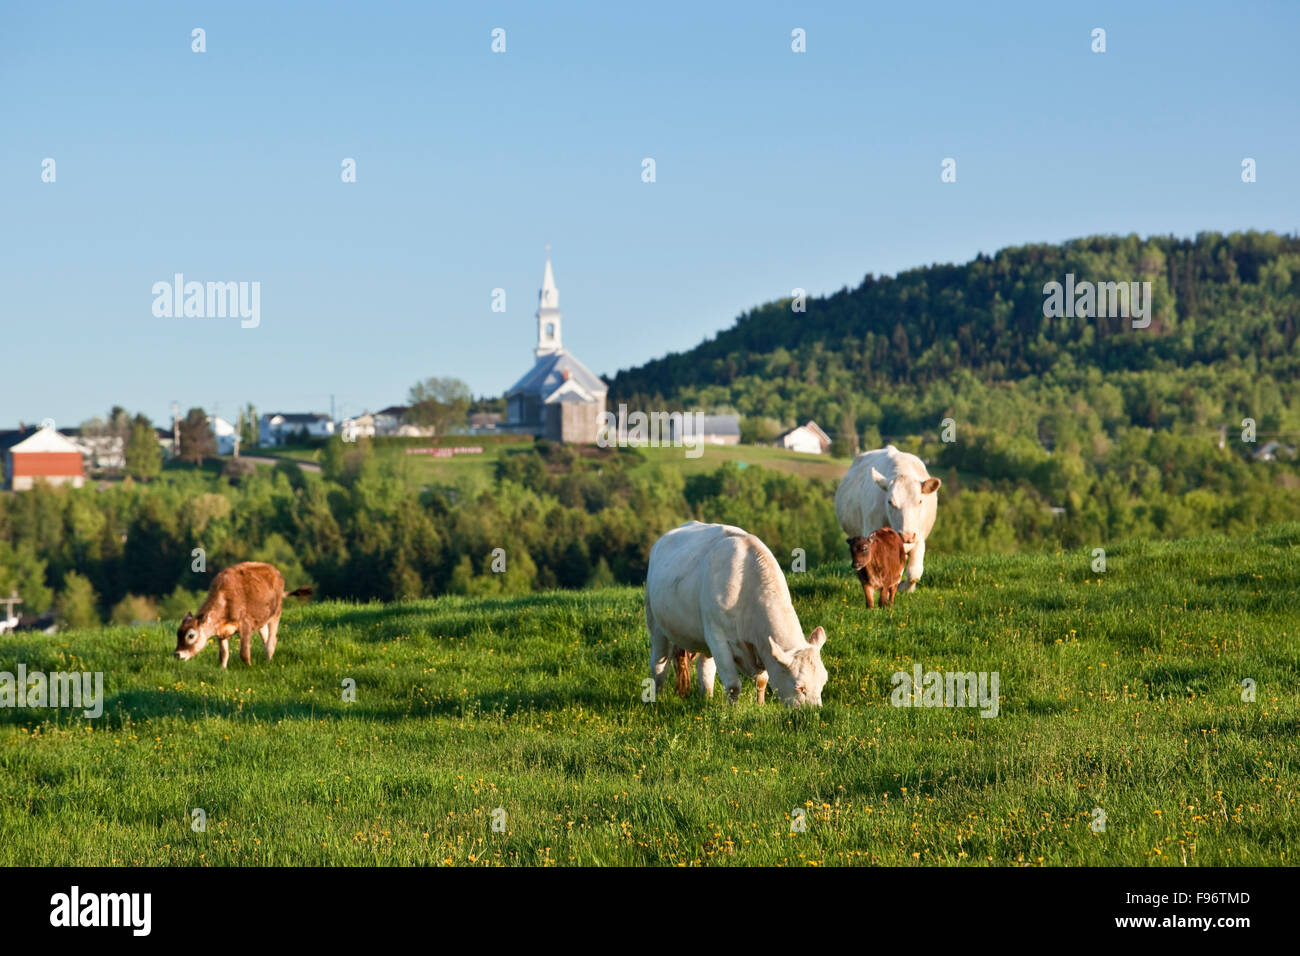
[171,401,180,459]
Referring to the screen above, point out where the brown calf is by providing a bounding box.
[175,561,312,668]
[847,528,917,609]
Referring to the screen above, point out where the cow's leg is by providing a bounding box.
[901,539,925,593]
[755,671,769,705]
[217,636,231,670]
[696,655,716,699]
[647,609,672,699]
[705,639,743,702]
[264,616,279,661]
[238,621,253,665]
[883,584,895,607]
[858,569,875,609]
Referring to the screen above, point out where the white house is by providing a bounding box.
[259,412,335,446]
[372,405,436,438]
[209,416,239,456]
[68,432,125,471]
[778,420,831,455]
[340,412,376,443]
[373,406,406,435]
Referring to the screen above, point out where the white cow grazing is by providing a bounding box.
[645,520,828,707]
[834,445,941,592]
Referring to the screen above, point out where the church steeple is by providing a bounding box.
[536,247,562,357]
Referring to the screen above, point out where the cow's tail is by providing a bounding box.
[286,586,313,599]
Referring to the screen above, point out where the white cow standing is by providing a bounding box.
[834,445,941,593]
[645,520,828,707]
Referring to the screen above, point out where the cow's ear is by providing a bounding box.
[870,467,890,491]
[807,626,827,649]
[921,477,941,495]
[182,611,194,624]
[767,637,795,668]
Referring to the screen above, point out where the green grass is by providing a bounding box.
[2,524,1297,866]
[246,440,853,493]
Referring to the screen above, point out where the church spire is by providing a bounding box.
[536,246,562,357]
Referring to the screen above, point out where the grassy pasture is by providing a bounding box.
[254,439,854,492]
[1,524,1296,866]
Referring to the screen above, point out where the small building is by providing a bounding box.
[373,406,407,435]
[1255,440,1296,462]
[155,426,177,459]
[0,593,21,635]
[340,412,376,443]
[209,416,239,456]
[778,420,832,455]
[504,254,608,443]
[67,432,125,472]
[469,412,502,432]
[369,406,435,438]
[1,425,87,490]
[670,414,741,446]
[259,412,335,446]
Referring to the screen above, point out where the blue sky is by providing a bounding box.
[2,0,1297,428]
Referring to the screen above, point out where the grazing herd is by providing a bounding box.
[172,444,942,710]
[645,444,941,708]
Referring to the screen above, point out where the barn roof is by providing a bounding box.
[5,426,84,455]
[695,414,741,437]
[265,412,330,424]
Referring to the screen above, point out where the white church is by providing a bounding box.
[504,254,608,443]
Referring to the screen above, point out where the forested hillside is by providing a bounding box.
[607,232,1300,552]
[609,231,1300,444]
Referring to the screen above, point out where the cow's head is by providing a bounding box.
[174,612,208,660]
[766,627,828,707]
[847,536,871,571]
[870,468,940,537]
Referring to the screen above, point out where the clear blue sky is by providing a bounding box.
[2,0,1297,429]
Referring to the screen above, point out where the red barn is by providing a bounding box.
[2,426,86,490]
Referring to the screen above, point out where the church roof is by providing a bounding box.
[506,348,607,401]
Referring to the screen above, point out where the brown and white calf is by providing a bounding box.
[174,561,312,668]
[847,528,916,609]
